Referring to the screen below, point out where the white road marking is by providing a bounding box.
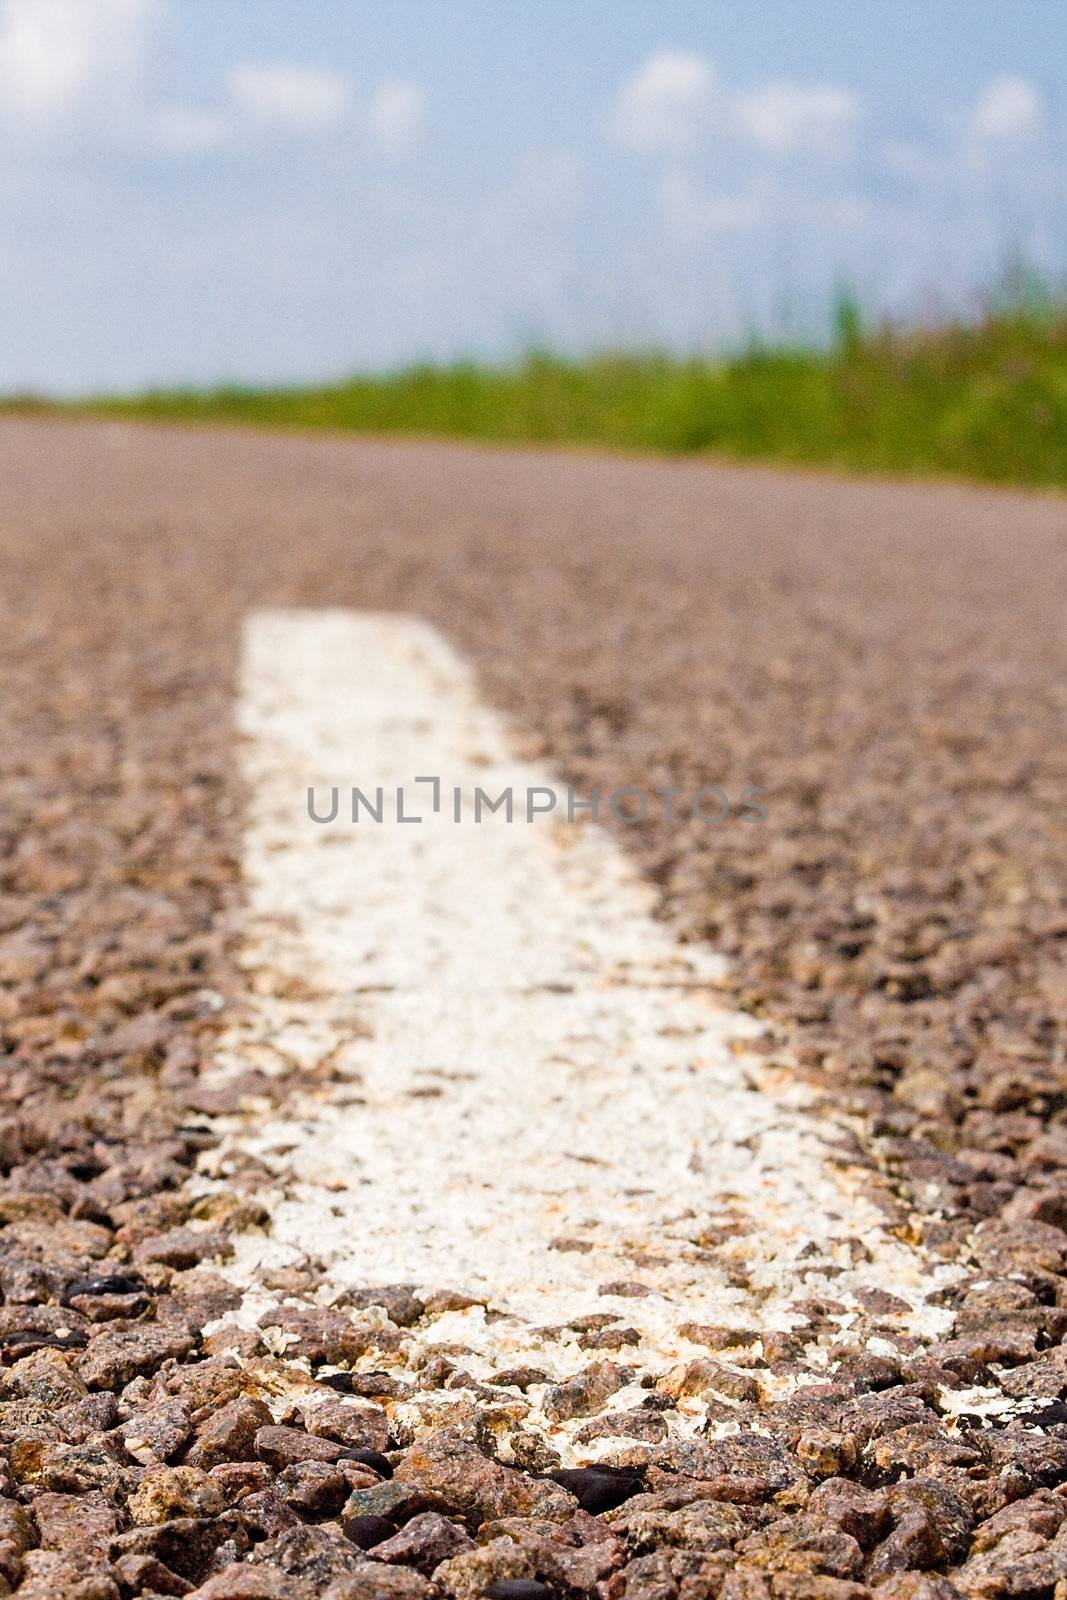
[205,609,955,1454]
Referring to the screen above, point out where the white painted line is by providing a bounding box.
[206,609,956,1454]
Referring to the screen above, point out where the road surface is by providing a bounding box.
[2,418,1066,1597]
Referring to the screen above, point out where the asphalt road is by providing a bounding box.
[2,418,1067,1598]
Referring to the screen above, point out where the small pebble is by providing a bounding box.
[486,1583,553,1600]
[338,1447,393,1478]
[344,1513,399,1549]
[66,1273,149,1299]
[551,1464,644,1513]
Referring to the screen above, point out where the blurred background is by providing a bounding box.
[2,0,1064,483]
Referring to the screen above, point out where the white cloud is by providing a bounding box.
[366,78,424,157]
[969,75,1043,142]
[610,50,715,155]
[157,63,355,155]
[146,64,425,162]
[228,62,351,134]
[610,54,860,163]
[153,104,230,155]
[0,0,155,125]
[735,82,860,155]
[660,168,766,241]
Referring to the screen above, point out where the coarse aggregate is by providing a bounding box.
[1,420,1066,1599]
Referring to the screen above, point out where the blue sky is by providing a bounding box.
[1,0,1064,391]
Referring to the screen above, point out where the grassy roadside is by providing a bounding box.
[21,301,1067,488]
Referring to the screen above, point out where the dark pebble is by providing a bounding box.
[321,1370,359,1393]
[1022,1401,1067,1430]
[177,1123,218,1146]
[338,1448,393,1478]
[344,1513,399,1549]
[486,1584,553,1600]
[0,1329,87,1353]
[550,1465,644,1513]
[66,1272,150,1298]
[322,1369,403,1398]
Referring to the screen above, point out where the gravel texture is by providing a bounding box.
[1,418,1066,1599]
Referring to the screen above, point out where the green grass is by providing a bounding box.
[46,297,1067,488]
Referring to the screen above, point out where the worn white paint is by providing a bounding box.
[205,609,955,1453]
